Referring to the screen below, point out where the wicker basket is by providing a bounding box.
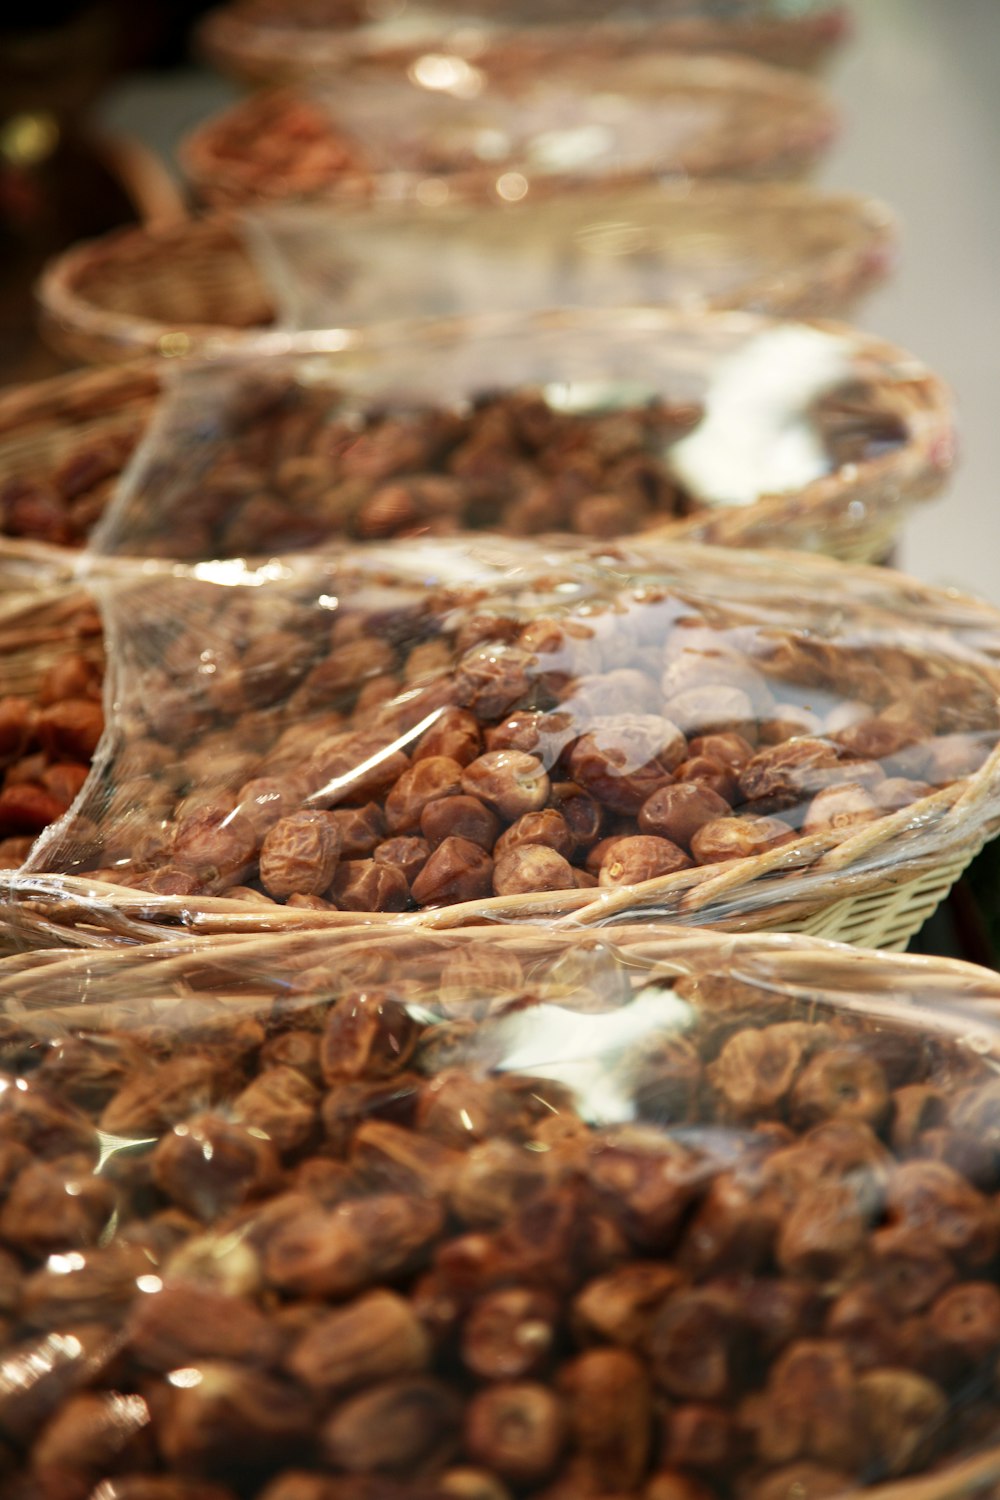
[37,186,898,369]
[180,58,838,212]
[2,919,1000,1500]
[37,216,276,368]
[1,919,999,1010]
[0,309,954,568]
[3,541,1000,958]
[197,2,850,87]
[6,748,999,955]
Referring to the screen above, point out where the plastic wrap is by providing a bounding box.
[36,187,898,373]
[8,533,1000,948]
[180,55,837,211]
[1,920,1000,1498]
[198,0,850,86]
[235,187,896,335]
[76,311,949,565]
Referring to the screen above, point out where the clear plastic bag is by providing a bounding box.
[10,533,1000,947]
[180,53,836,210]
[84,313,949,564]
[236,186,896,334]
[1,919,1000,1498]
[33,184,896,376]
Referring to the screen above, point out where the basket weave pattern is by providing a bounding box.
[37,217,275,367]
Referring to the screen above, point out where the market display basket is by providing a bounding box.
[179,55,838,211]
[3,918,1000,1496]
[3,535,1000,957]
[37,214,275,367]
[36,185,897,368]
[197,0,851,87]
[0,309,954,566]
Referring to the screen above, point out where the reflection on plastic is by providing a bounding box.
[670,324,854,507]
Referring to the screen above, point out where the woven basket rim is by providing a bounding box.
[2,915,999,1000]
[179,57,838,208]
[3,924,1000,1500]
[36,186,898,365]
[7,745,999,942]
[36,213,266,360]
[197,3,850,85]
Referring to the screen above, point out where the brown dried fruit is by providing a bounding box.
[385,756,464,834]
[287,1290,430,1394]
[560,1347,652,1490]
[321,991,420,1082]
[321,1377,461,1474]
[568,716,686,815]
[411,838,494,907]
[330,859,410,912]
[150,1114,280,1222]
[259,810,341,898]
[420,796,499,852]
[465,1383,565,1486]
[493,845,577,897]
[599,835,692,887]
[790,1049,890,1131]
[690,815,795,865]
[638,783,731,851]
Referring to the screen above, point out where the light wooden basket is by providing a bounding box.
[37,187,897,369]
[0,309,954,569]
[196,2,850,88]
[180,58,838,212]
[2,545,1000,958]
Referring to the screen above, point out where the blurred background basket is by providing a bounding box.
[36,185,898,369]
[196,0,851,88]
[180,56,838,212]
[37,215,275,368]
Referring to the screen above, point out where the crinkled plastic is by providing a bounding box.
[8,533,1000,944]
[1,920,1000,1498]
[82,311,948,563]
[235,187,896,334]
[180,53,837,211]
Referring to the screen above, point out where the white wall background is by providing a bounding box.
[820,0,1000,604]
